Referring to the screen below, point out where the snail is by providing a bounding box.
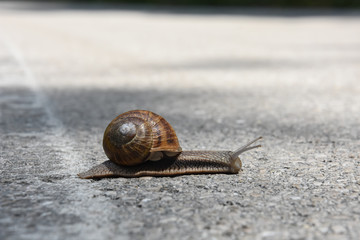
[78,110,262,179]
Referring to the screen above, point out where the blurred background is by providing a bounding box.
[12,0,360,7]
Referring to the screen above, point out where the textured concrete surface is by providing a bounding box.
[1,2,360,240]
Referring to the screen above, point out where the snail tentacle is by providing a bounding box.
[230,136,262,159]
[229,137,262,172]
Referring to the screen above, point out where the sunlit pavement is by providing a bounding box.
[1,2,360,239]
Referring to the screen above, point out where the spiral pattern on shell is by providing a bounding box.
[103,110,182,166]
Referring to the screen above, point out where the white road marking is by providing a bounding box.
[0,33,82,175]
[0,31,118,240]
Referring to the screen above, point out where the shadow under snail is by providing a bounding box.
[78,110,262,179]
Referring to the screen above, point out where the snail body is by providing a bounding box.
[78,110,262,179]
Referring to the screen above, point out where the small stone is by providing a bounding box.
[319,226,329,234]
[236,119,245,124]
[332,225,347,234]
[140,198,152,203]
[260,231,278,239]
[313,181,323,186]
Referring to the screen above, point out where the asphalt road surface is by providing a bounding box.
[1,2,360,240]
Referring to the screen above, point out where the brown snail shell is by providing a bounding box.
[103,110,182,166]
[78,110,262,179]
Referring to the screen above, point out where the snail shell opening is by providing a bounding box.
[148,150,181,161]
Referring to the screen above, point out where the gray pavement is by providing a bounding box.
[1,2,360,239]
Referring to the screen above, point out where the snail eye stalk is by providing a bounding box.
[231,136,262,160]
